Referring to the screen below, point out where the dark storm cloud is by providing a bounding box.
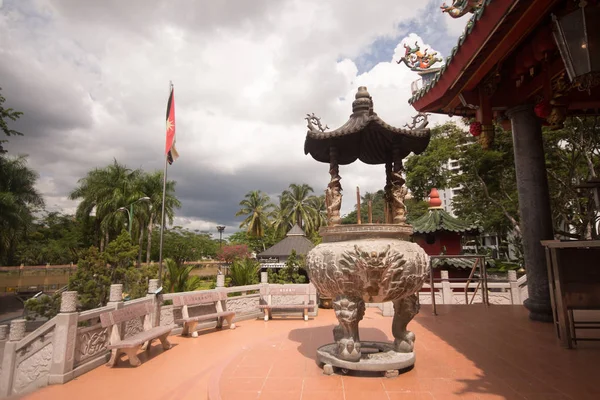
[170,156,327,229]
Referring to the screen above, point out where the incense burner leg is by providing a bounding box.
[333,296,365,362]
[392,294,419,353]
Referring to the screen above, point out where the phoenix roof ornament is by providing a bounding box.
[396,41,443,71]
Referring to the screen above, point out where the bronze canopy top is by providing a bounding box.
[304,86,431,165]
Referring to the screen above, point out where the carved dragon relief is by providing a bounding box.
[441,0,483,18]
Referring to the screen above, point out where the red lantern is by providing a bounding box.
[534,100,552,119]
[470,121,482,136]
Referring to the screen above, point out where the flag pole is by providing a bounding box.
[157,81,173,287]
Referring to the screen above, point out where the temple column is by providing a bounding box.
[507,104,554,322]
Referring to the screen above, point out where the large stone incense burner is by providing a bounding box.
[304,87,431,377]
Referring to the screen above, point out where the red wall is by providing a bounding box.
[416,232,470,292]
[416,232,462,256]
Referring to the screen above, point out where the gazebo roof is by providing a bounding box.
[412,189,479,235]
[304,86,431,165]
[257,224,315,258]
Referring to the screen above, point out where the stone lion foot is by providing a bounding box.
[394,330,415,353]
[337,337,362,361]
[392,294,419,353]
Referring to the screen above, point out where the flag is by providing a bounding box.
[165,85,179,164]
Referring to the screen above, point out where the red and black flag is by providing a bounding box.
[165,85,179,164]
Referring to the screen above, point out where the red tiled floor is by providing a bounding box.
[24,305,600,400]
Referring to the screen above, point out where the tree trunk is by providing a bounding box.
[146,213,154,263]
[137,222,144,266]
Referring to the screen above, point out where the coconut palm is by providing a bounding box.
[0,155,44,264]
[69,160,143,250]
[280,183,318,233]
[137,171,181,263]
[270,196,292,237]
[236,190,273,237]
[309,194,327,232]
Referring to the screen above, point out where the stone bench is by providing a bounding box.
[172,291,235,337]
[100,302,173,367]
[259,284,315,321]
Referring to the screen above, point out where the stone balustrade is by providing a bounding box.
[0,276,317,399]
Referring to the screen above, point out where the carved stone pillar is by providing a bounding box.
[8,320,26,342]
[507,104,554,322]
[260,271,268,284]
[60,291,77,313]
[0,325,7,341]
[216,274,225,288]
[108,284,123,303]
[326,146,342,226]
[147,279,159,294]
[391,147,408,224]
[384,162,393,223]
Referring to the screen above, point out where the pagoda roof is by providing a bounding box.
[409,0,564,116]
[257,224,315,258]
[304,86,431,165]
[432,257,478,270]
[412,208,479,235]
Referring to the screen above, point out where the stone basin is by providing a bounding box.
[306,224,430,372]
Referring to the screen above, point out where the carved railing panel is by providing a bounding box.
[226,294,260,315]
[74,323,109,367]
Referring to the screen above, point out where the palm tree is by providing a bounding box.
[164,258,202,292]
[309,194,327,232]
[270,196,292,237]
[236,190,273,238]
[137,171,181,263]
[69,160,143,250]
[0,155,44,265]
[280,183,318,233]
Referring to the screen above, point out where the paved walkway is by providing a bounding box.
[24,305,600,400]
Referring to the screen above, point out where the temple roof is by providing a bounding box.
[412,189,479,235]
[304,86,431,165]
[257,224,315,258]
[432,257,478,270]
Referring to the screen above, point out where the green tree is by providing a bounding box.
[15,212,88,265]
[269,197,293,237]
[342,190,386,224]
[24,292,61,320]
[236,190,273,240]
[151,227,218,265]
[544,117,600,239]
[68,231,156,310]
[451,128,520,236]
[229,257,260,286]
[268,250,307,284]
[0,87,23,154]
[163,258,202,293]
[0,156,44,265]
[280,183,319,233]
[406,198,430,223]
[138,171,181,263]
[228,225,280,254]
[69,160,144,251]
[405,122,466,200]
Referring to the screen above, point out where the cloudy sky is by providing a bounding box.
[1,0,467,236]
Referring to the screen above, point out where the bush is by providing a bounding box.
[267,250,307,284]
[229,257,259,286]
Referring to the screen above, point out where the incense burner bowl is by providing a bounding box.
[306,224,429,373]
